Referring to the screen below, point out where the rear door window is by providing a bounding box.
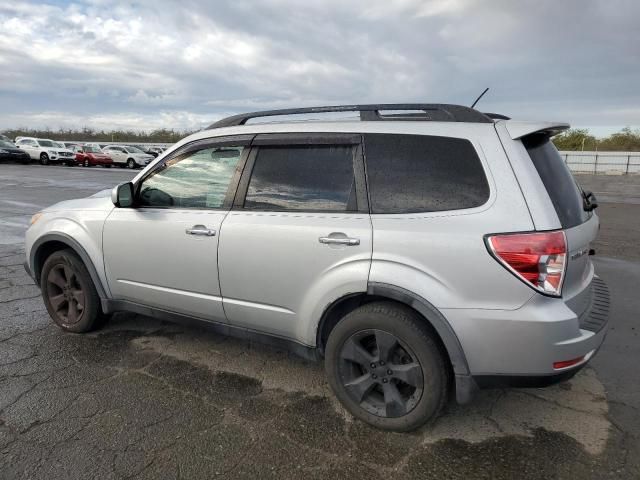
[243,145,357,211]
[522,134,589,228]
[363,133,490,214]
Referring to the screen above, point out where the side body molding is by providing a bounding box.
[367,282,478,404]
[30,232,110,300]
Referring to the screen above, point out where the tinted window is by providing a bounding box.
[244,145,355,211]
[523,135,589,228]
[139,146,244,208]
[364,134,489,213]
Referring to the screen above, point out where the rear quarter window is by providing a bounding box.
[522,134,589,228]
[363,133,490,214]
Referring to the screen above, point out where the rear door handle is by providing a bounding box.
[319,236,360,246]
[186,225,216,236]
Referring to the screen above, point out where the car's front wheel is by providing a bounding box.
[325,302,448,432]
[40,153,49,165]
[40,249,108,333]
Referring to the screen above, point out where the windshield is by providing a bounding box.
[0,141,14,148]
[85,146,102,153]
[125,146,145,154]
[53,142,65,148]
[38,140,54,147]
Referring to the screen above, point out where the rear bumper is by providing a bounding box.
[444,276,610,387]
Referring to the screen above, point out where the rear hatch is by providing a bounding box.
[522,134,598,310]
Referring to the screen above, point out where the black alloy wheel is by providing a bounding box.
[338,329,424,418]
[46,263,85,325]
[40,249,109,332]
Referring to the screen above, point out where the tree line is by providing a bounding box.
[3,125,639,150]
[0,127,196,144]
[552,127,640,151]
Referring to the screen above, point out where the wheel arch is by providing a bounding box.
[31,233,108,300]
[316,283,477,404]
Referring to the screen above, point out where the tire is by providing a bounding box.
[325,302,448,432]
[105,164,112,168]
[127,159,136,169]
[40,249,108,333]
[84,160,89,167]
[40,153,49,165]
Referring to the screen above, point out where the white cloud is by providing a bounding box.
[0,0,638,131]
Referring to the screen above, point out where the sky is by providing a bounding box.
[0,0,638,136]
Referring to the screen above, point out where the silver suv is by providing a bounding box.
[24,104,609,431]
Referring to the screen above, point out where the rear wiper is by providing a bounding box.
[582,190,598,211]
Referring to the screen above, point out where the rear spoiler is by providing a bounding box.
[503,121,570,140]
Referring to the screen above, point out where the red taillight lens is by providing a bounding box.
[486,231,567,296]
[553,356,585,370]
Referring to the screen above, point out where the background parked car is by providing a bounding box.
[134,145,165,158]
[15,138,75,165]
[102,145,154,168]
[73,144,114,167]
[0,140,31,164]
[0,134,12,143]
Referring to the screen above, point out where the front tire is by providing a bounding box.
[40,249,107,333]
[40,153,49,165]
[325,302,448,432]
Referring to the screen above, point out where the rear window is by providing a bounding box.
[522,135,589,228]
[364,134,490,214]
[244,145,356,212]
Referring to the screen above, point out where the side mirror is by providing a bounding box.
[112,182,134,208]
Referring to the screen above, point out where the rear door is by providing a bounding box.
[217,134,372,343]
[521,134,598,302]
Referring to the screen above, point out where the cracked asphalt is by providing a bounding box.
[1,164,639,479]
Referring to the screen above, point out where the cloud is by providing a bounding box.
[0,0,638,132]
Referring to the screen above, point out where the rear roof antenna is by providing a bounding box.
[470,87,489,109]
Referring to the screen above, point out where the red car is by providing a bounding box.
[74,145,114,167]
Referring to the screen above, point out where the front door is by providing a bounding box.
[102,136,252,321]
[218,134,372,344]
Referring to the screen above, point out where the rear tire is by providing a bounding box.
[127,159,135,169]
[325,302,448,432]
[40,249,109,333]
[40,153,49,165]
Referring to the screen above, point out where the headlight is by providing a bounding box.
[30,212,43,225]
[48,150,57,155]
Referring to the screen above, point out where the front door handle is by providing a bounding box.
[186,225,216,236]
[319,236,360,246]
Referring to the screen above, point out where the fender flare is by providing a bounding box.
[367,282,469,375]
[367,282,478,404]
[30,232,109,300]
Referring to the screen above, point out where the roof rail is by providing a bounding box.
[207,103,493,129]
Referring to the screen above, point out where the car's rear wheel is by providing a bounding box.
[104,164,112,168]
[40,249,108,333]
[127,159,135,169]
[325,302,448,432]
[84,159,89,167]
[40,153,49,165]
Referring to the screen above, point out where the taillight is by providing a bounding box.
[486,231,567,297]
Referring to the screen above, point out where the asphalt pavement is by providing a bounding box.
[0,164,639,479]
